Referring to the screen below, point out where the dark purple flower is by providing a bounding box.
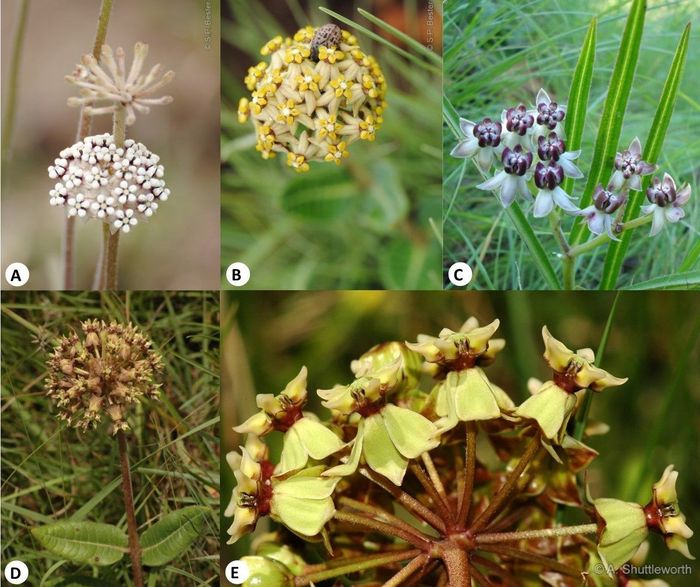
[502,145,533,176]
[472,117,502,148]
[504,105,534,136]
[537,132,566,161]
[534,161,564,191]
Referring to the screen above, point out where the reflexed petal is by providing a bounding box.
[649,206,666,236]
[533,189,554,217]
[476,170,507,192]
[274,470,339,500]
[559,156,583,179]
[514,381,576,440]
[516,176,532,200]
[588,210,606,235]
[382,404,439,459]
[610,170,625,191]
[629,136,642,156]
[451,137,479,158]
[665,206,685,223]
[536,88,551,106]
[476,147,494,172]
[676,183,692,206]
[448,368,501,422]
[552,186,580,213]
[500,175,518,206]
[458,118,475,136]
[272,492,335,536]
[629,174,641,191]
[595,498,648,571]
[277,427,308,474]
[234,410,273,435]
[641,203,656,216]
[363,413,408,485]
[324,420,365,478]
[295,417,345,460]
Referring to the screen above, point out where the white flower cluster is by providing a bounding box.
[48,133,170,234]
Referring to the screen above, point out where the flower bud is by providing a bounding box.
[237,556,294,586]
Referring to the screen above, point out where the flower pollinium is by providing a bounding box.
[66,42,174,126]
[238,25,387,171]
[45,320,163,435]
[48,133,170,234]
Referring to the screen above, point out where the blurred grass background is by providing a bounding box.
[221,0,442,290]
[222,290,699,584]
[443,0,700,290]
[1,0,220,290]
[1,291,220,586]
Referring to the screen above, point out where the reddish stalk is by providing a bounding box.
[477,523,597,544]
[457,421,477,527]
[441,547,470,587]
[421,452,450,509]
[478,544,580,577]
[339,496,432,541]
[410,463,453,524]
[404,560,440,587]
[382,553,430,587]
[117,430,144,587]
[334,510,432,550]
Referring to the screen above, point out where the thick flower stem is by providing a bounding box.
[441,547,470,587]
[476,523,598,544]
[334,510,432,550]
[294,549,421,586]
[478,544,581,577]
[382,554,430,587]
[64,0,114,289]
[102,105,125,289]
[567,214,652,259]
[470,433,541,534]
[457,422,477,527]
[117,430,144,587]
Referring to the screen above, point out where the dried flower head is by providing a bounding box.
[48,133,170,233]
[66,42,174,126]
[45,320,163,434]
[237,26,387,171]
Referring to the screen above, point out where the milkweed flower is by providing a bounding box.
[577,184,627,240]
[641,173,692,236]
[450,117,503,172]
[66,42,174,126]
[536,132,583,179]
[530,88,566,138]
[238,25,386,171]
[45,320,163,434]
[48,134,170,234]
[533,161,579,217]
[501,104,535,148]
[610,137,657,191]
[476,145,533,207]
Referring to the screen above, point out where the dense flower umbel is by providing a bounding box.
[48,134,170,233]
[45,320,162,434]
[238,25,387,171]
[227,318,689,586]
[65,43,174,126]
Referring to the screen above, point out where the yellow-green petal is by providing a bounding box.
[595,498,648,572]
[324,419,365,478]
[381,404,439,459]
[514,381,576,440]
[363,413,408,485]
[295,417,345,460]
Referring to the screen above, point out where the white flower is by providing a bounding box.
[530,88,566,138]
[611,137,657,191]
[536,132,583,179]
[476,145,533,207]
[48,134,170,234]
[501,104,535,149]
[533,162,579,217]
[577,185,626,240]
[641,173,691,236]
[451,117,503,172]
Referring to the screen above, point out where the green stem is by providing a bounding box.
[477,544,581,577]
[294,549,421,586]
[470,433,541,534]
[382,554,430,587]
[334,510,432,550]
[563,257,575,290]
[567,214,652,259]
[2,0,30,165]
[117,430,144,587]
[476,523,597,544]
[92,0,113,57]
[457,422,476,528]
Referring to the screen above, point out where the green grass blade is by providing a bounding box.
[569,0,647,246]
[622,270,700,290]
[318,7,441,73]
[599,23,691,289]
[356,8,441,65]
[561,18,597,199]
[679,238,700,272]
[505,204,561,289]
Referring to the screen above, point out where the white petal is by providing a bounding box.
[588,211,606,235]
[458,118,475,136]
[536,88,551,106]
[533,190,554,217]
[665,206,685,223]
[476,170,506,192]
[564,149,581,161]
[649,206,666,236]
[604,216,620,241]
[628,174,641,191]
[676,184,692,206]
[641,203,656,216]
[610,170,625,191]
[552,186,580,213]
[476,147,493,172]
[451,137,479,158]
[516,177,532,200]
[500,175,517,206]
[559,155,584,179]
[629,136,642,156]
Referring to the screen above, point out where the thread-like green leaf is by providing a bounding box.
[569,0,646,246]
[140,506,208,567]
[281,166,356,222]
[561,18,597,199]
[505,204,561,289]
[31,521,128,566]
[600,23,691,289]
[679,239,700,273]
[622,270,700,290]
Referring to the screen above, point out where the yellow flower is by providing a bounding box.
[276,99,299,125]
[319,46,344,64]
[261,35,283,56]
[294,26,315,43]
[249,92,267,115]
[351,49,370,66]
[237,98,249,123]
[325,141,350,165]
[287,152,310,173]
[297,68,320,92]
[316,115,340,141]
[284,45,310,64]
[359,115,377,141]
[342,30,359,46]
[330,75,353,100]
[244,62,267,91]
[362,75,379,99]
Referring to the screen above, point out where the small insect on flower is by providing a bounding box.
[310,24,343,62]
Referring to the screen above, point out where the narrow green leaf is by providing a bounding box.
[561,18,597,199]
[679,238,700,272]
[600,23,691,289]
[569,0,647,246]
[140,506,208,567]
[31,522,128,566]
[621,271,700,290]
[506,204,561,289]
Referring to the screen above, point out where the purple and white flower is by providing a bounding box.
[577,185,626,240]
[641,173,692,236]
[533,161,579,217]
[476,145,533,207]
[451,117,503,172]
[530,89,566,137]
[610,137,657,191]
[501,105,534,148]
[536,132,583,179]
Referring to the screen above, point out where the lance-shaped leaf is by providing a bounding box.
[600,23,691,289]
[569,0,646,247]
[140,506,208,567]
[31,521,128,566]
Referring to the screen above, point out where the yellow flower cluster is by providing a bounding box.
[238,26,387,172]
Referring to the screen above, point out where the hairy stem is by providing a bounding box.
[103,105,125,289]
[334,510,432,550]
[410,463,453,524]
[441,547,470,587]
[470,562,493,587]
[361,468,447,533]
[64,0,114,289]
[470,433,541,534]
[339,496,431,541]
[478,544,581,577]
[421,453,450,511]
[382,554,430,587]
[477,523,598,544]
[294,549,421,586]
[457,422,477,527]
[93,224,110,289]
[117,430,144,587]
